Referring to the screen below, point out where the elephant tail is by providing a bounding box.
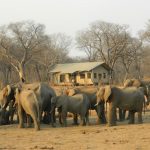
[143,96,146,115]
[89,103,91,116]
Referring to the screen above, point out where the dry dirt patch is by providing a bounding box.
[0,111,150,150]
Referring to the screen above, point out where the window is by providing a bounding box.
[103,73,106,79]
[80,73,85,79]
[94,73,97,79]
[98,74,102,80]
[60,74,65,82]
[87,73,91,79]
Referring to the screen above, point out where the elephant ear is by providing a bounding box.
[56,97,62,107]
[3,85,11,97]
[33,84,41,93]
[123,79,132,87]
[68,89,76,96]
[104,85,112,102]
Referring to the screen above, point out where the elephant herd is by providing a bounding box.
[0,78,150,131]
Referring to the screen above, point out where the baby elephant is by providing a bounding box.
[51,94,90,127]
[15,88,40,131]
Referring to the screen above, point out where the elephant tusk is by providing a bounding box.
[146,86,149,96]
[94,103,99,106]
[144,95,148,102]
[2,104,5,109]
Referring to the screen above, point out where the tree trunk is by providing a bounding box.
[124,72,129,82]
[18,63,26,83]
[35,64,41,82]
[46,67,50,83]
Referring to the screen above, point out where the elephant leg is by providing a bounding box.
[108,104,116,126]
[95,108,100,124]
[30,113,40,131]
[100,103,107,124]
[43,112,51,124]
[72,114,79,125]
[26,115,32,128]
[8,101,16,124]
[5,111,10,124]
[128,111,135,124]
[0,109,7,125]
[126,111,130,120]
[57,107,63,125]
[39,110,43,123]
[61,112,67,127]
[122,110,126,120]
[96,102,107,124]
[59,112,63,125]
[79,116,84,126]
[79,115,85,126]
[114,109,118,121]
[18,106,24,128]
[119,108,124,121]
[9,109,15,124]
[53,109,56,123]
[51,108,56,127]
[85,111,90,125]
[137,112,143,124]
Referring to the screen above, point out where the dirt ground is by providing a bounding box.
[1,86,150,150]
[0,110,150,150]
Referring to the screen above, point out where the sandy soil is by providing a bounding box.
[0,110,150,150]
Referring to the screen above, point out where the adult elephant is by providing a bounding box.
[51,94,90,127]
[22,83,56,125]
[0,85,16,109]
[121,79,150,120]
[96,85,145,126]
[15,88,40,130]
[123,79,150,102]
[64,88,106,125]
[0,83,56,125]
[0,85,16,124]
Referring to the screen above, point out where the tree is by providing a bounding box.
[120,37,142,80]
[76,30,98,61]
[0,21,47,83]
[76,21,129,70]
[35,33,72,82]
[0,56,12,86]
[141,20,150,42]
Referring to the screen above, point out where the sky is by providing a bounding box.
[0,0,149,57]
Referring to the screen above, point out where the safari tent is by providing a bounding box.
[50,62,112,85]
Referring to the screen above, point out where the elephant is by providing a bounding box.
[1,83,56,125]
[120,79,150,120]
[51,94,90,127]
[22,83,56,125]
[123,79,150,102]
[0,108,10,125]
[96,85,145,126]
[0,85,16,124]
[0,85,16,109]
[15,88,40,130]
[64,88,106,125]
